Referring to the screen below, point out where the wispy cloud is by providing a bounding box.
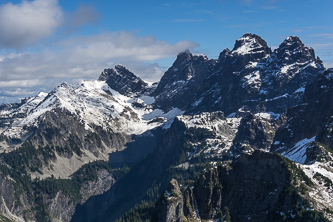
[291,29,304,33]
[226,24,247,28]
[324,62,333,68]
[240,0,279,10]
[60,31,198,61]
[173,19,204,23]
[261,5,277,10]
[241,0,255,5]
[0,88,35,97]
[308,43,333,68]
[243,10,259,13]
[193,10,214,15]
[311,33,333,38]
[0,79,42,88]
[262,0,279,9]
[308,43,333,50]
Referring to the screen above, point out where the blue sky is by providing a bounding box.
[0,0,332,103]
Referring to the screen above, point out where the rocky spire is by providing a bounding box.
[154,179,184,222]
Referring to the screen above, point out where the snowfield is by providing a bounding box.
[282,137,316,164]
[0,79,183,146]
[282,137,333,219]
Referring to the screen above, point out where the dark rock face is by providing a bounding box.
[260,36,322,96]
[231,113,281,155]
[99,65,148,96]
[152,50,214,111]
[186,151,294,222]
[30,108,86,149]
[29,108,130,159]
[272,68,333,152]
[193,168,222,219]
[157,151,321,222]
[183,188,200,221]
[219,151,292,221]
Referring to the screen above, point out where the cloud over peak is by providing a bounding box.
[0,31,199,102]
[60,31,199,62]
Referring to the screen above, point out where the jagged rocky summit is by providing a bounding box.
[153,33,324,115]
[0,33,332,222]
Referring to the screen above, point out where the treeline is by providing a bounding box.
[1,142,58,174]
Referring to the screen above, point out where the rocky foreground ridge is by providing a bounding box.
[0,33,332,221]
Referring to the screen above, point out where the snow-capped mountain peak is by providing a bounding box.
[231,33,271,56]
[274,35,317,64]
[0,33,333,221]
[0,70,183,145]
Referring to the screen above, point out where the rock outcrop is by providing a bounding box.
[99,65,148,96]
[154,179,184,222]
[157,151,327,222]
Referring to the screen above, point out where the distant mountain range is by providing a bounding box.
[0,33,332,222]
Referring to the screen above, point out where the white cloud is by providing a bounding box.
[0,88,35,97]
[61,31,198,62]
[0,79,42,88]
[173,19,204,23]
[324,62,333,69]
[312,33,333,38]
[308,43,333,50]
[0,31,199,103]
[0,0,63,49]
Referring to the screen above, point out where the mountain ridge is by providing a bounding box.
[0,33,332,221]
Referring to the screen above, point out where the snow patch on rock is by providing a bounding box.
[282,137,316,164]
